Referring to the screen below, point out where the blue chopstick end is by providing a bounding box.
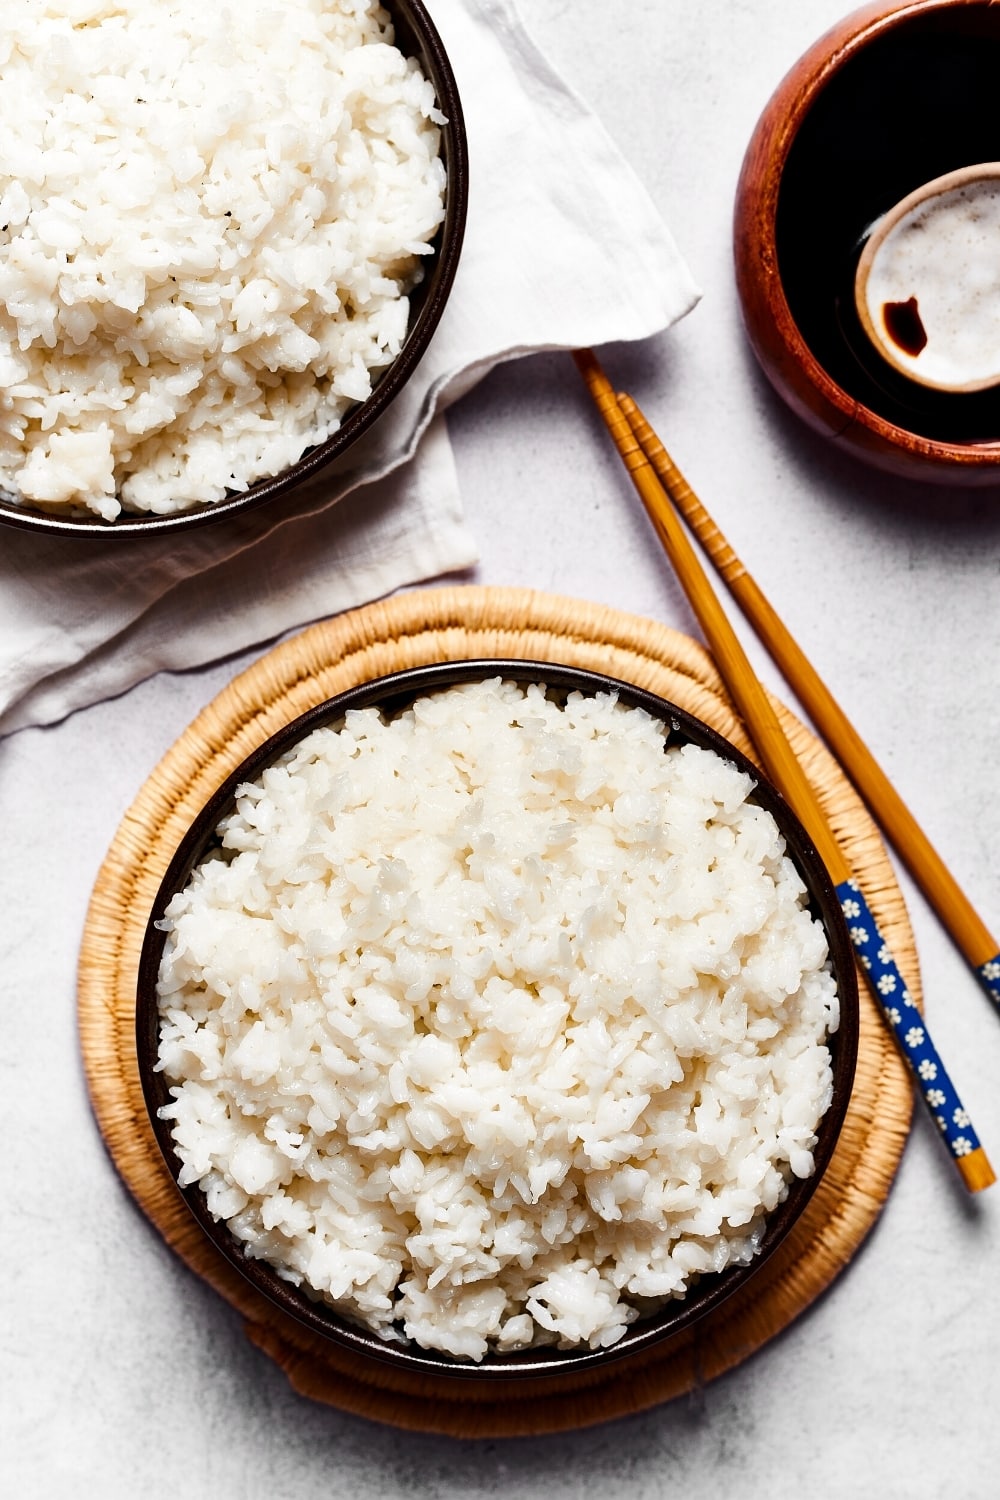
[836,878,984,1160]
[977,953,1000,1011]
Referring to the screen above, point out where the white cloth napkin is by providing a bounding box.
[0,0,698,737]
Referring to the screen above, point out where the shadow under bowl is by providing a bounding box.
[734,0,1000,484]
[1,0,468,537]
[136,660,859,1380]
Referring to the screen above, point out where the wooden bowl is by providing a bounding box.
[734,0,1000,484]
[135,659,859,1380]
[0,0,468,537]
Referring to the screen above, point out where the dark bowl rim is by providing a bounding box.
[136,658,860,1380]
[0,0,469,537]
[734,0,1000,467]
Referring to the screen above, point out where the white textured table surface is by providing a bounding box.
[5,2,1000,1493]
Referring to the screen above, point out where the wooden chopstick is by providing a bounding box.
[616,390,1000,1015]
[573,347,995,1193]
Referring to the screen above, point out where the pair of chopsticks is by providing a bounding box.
[573,348,995,1194]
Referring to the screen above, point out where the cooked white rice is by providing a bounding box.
[155,679,839,1361]
[0,0,446,519]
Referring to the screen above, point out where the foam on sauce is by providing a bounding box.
[861,177,1000,391]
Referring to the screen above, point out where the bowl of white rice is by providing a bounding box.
[0,0,466,534]
[136,661,858,1376]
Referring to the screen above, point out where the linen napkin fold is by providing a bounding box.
[0,0,699,737]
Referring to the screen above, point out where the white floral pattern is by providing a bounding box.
[978,958,1000,1009]
[838,875,982,1172]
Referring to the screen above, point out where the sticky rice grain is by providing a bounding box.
[0,0,446,517]
[156,680,839,1360]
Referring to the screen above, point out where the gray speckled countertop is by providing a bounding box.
[5,2,1000,1493]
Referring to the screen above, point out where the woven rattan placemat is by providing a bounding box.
[78,585,915,1437]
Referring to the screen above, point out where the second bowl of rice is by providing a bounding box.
[136,660,859,1376]
[0,0,466,535]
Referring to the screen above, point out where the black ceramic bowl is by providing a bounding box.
[136,660,859,1379]
[735,0,1000,483]
[0,0,467,537]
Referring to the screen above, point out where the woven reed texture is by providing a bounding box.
[78,585,915,1438]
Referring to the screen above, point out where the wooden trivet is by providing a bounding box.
[78,585,914,1437]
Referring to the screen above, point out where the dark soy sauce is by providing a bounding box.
[882,297,928,357]
[776,11,1000,442]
